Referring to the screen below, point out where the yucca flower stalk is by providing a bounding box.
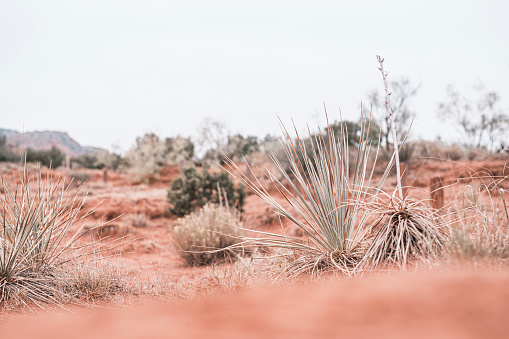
[224,111,392,275]
[360,56,449,269]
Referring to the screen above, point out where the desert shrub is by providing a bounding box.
[168,166,245,217]
[69,171,91,185]
[261,119,379,176]
[124,133,168,179]
[0,136,18,162]
[71,150,123,170]
[398,142,416,163]
[201,134,260,164]
[0,164,123,308]
[165,136,195,164]
[25,146,65,168]
[329,120,380,147]
[224,134,260,161]
[125,213,150,228]
[172,203,246,265]
[72,153,102,169]
[124,133,194,180]
[415,140,465,161]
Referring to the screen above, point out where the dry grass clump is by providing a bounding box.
[172,203,246,266]
[447,180,509,261]
[449,224,509,260]
[415,140,465,161]
[58,262,126,302]
[142,256,291,300]
[0,164,126,309]
[361,196,448,269]
[125,213,150,228]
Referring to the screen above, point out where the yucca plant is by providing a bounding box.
[361,195,448,268]
[359,56,449,269]
[0,164,90,307]
[224,111,392,275]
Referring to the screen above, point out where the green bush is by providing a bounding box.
[25,146,65,168]
[71,150,123,170]
[172,203,246,265]
[72,153,102,169]
[168,166,245,217]
[0,136,18,162]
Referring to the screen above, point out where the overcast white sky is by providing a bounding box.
[1,0,508,152]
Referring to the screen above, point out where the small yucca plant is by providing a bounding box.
[0,165,92,307]
[172,203,246,266]
[224,111,391,275]
[361,195,448,268]
[360,56,449,269]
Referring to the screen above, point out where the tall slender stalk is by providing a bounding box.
[377,55,403,199]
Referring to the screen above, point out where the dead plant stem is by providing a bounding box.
[377,55,403,199]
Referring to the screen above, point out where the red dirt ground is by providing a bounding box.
[1,268,508,338]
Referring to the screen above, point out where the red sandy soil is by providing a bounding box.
[1,268,508,338]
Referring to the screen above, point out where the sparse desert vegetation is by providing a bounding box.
[0,57,508,338]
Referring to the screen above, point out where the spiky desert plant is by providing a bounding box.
[360,56,449,269]
[224,111,392,275]
[172,203,246,266]
[0,165,92,307]
[361,195,448,268]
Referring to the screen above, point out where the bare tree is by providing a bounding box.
[438,84,509,151]
[368,77,420,151]
[195,117,229,159]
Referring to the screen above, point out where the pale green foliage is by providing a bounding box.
[124,133,167,178]
[225,113,389,275]
[124,133,194,179]
[165,136,194,164]
[172,203,245,266]
[93,149,123,170]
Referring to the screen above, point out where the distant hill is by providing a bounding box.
[0,128,96,156]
